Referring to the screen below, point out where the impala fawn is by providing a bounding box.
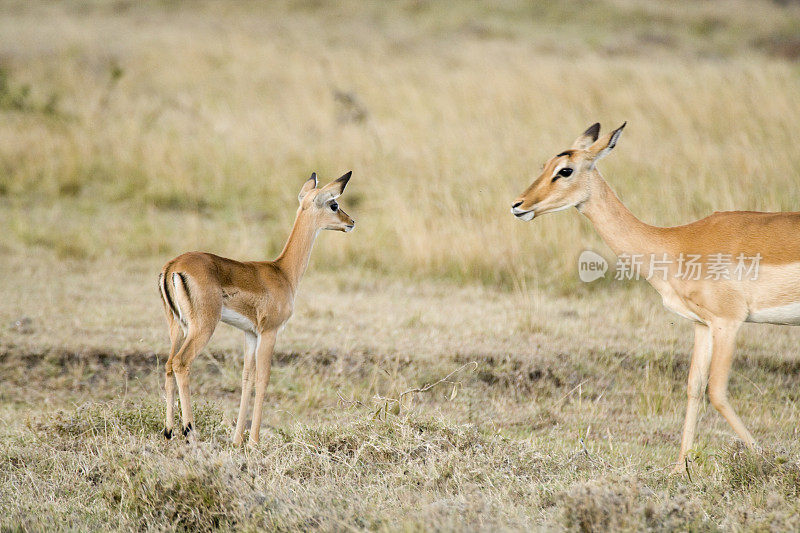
[158,171,354,445]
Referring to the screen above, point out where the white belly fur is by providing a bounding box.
[220,306,256,333]
[747,302,800,325]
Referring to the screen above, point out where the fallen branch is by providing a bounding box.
[340,362,478,420]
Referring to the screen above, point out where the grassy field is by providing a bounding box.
[2,0,800,530]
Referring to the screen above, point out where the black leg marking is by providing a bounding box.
[163,427,173,440]
[182,423,193,437]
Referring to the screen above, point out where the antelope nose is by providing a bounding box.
[512,201,523,209]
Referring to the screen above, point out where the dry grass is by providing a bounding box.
[3,254,800,530]
[1,0,799,288]
[3,0,800,531]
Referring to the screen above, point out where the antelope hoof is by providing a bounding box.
[163,427,173,440]
[182,423,194,442]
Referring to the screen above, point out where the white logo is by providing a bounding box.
[578,250,608,282]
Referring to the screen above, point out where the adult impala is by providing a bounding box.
[512,123,800,471]
[158,171,355,445]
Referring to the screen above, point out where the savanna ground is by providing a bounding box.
[2,1,800,530]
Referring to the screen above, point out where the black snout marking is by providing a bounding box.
[512,201,523,208]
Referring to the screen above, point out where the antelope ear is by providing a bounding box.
[315,171,352,206]
[571,123,601,150]
[298,172,318,202]
[587,122,626,166]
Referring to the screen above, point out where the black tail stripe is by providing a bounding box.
[177,272,191,303]
[161,271,180,318]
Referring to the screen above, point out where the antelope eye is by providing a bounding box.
[329,201,339,212]
[553,167,573,182]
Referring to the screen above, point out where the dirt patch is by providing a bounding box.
[753,34,800,60]
[0,344,159,372]
[453,352,575,394]
[273,348,413,376]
